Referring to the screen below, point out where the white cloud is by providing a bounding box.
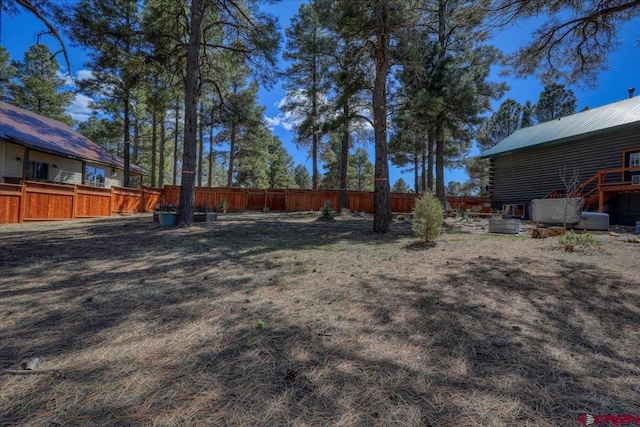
[75,69,94,81]
[57,69,95,89]
[56,70,75,87]
[66,93,94,122]
[264,113,294,131]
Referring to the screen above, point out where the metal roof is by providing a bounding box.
[0,101,145,174]
[481,96,640,158]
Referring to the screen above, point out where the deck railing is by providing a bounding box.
[545,166,640,211]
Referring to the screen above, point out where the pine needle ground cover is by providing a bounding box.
[1,213,639,426]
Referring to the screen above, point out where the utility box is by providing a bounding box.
[488,218,521,234]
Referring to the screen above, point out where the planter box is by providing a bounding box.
[158,212,179,227]
[488,218,521,234]
[194,212,217,222]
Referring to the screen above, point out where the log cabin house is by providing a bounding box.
[481,95,640,225]
[0,101,144,188]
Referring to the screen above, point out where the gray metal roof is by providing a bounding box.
[0,101,145,174]
[481,96,640,158]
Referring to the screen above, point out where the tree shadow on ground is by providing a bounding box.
[1,216,639,426]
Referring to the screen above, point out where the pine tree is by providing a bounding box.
[265,135,294,189]
[10,44,74,125]
[282,1,333,190]
[534,83,577,123]
[64,0,148,187]
[0,47,16,102]
[392,177,410,193]
[293,165,312,189]
[476,98,526,151]
[490,0,640,84]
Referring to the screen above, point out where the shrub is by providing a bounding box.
[412,193,445,242]
[319,200,334,221]
[558,230,601,252]
[219,198,228,214]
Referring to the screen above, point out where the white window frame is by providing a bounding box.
[630,152,640,168]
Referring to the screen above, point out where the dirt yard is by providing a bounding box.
[1,212,639,426]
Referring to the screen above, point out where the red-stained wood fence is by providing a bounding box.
[0,181,163,224]
[1,181,490,225]
[162,185,491,215]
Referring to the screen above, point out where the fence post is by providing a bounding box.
[72,185,78,219]
[110,186,115,216]
[18,182,26,223]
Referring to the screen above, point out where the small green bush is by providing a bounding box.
[412,193,445,242]
[218,198,228,214]
[320,200,332,220]
[558,230,601,252]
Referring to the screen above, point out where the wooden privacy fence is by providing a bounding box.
[0,181,162,224]
[162,185,492,215]
[0,182,491,224]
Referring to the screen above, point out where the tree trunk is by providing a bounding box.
[173,100,179,186]
[427,127,434,193]
[435,118,445,203]
[339,104,349,210]
[311,29,319,190]
[151,109,157,187]
[208,124,214,187]
[178,0,203,227]
[372,0,391,233]
[227,123,237,187]
[197,104,204,187]
[132,118,139,165]
[123,89,131,187]
[159,111,165,189]
[413,154,419,194]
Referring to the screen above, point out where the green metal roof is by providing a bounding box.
[481,96,640,158]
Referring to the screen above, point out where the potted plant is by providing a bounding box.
[156,203,178,227]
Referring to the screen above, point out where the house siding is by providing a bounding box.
[4,142,24,179]
[28,151,84,185]
[0,140,5,179]
[490,124,640,215]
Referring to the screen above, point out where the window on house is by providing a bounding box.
[85,166,106,187]
[630,152,640,168]
[27,161,49,180]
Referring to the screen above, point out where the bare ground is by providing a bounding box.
[1,212,639,426]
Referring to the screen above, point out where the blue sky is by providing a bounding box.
[2,1,639,189]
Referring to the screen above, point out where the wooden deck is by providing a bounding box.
[545,166,640,211]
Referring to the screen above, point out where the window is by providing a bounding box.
[630,152,640,168]
[85,166,106,187]
[27,161,49,180]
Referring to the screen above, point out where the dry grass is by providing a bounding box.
[1,212,640,426]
